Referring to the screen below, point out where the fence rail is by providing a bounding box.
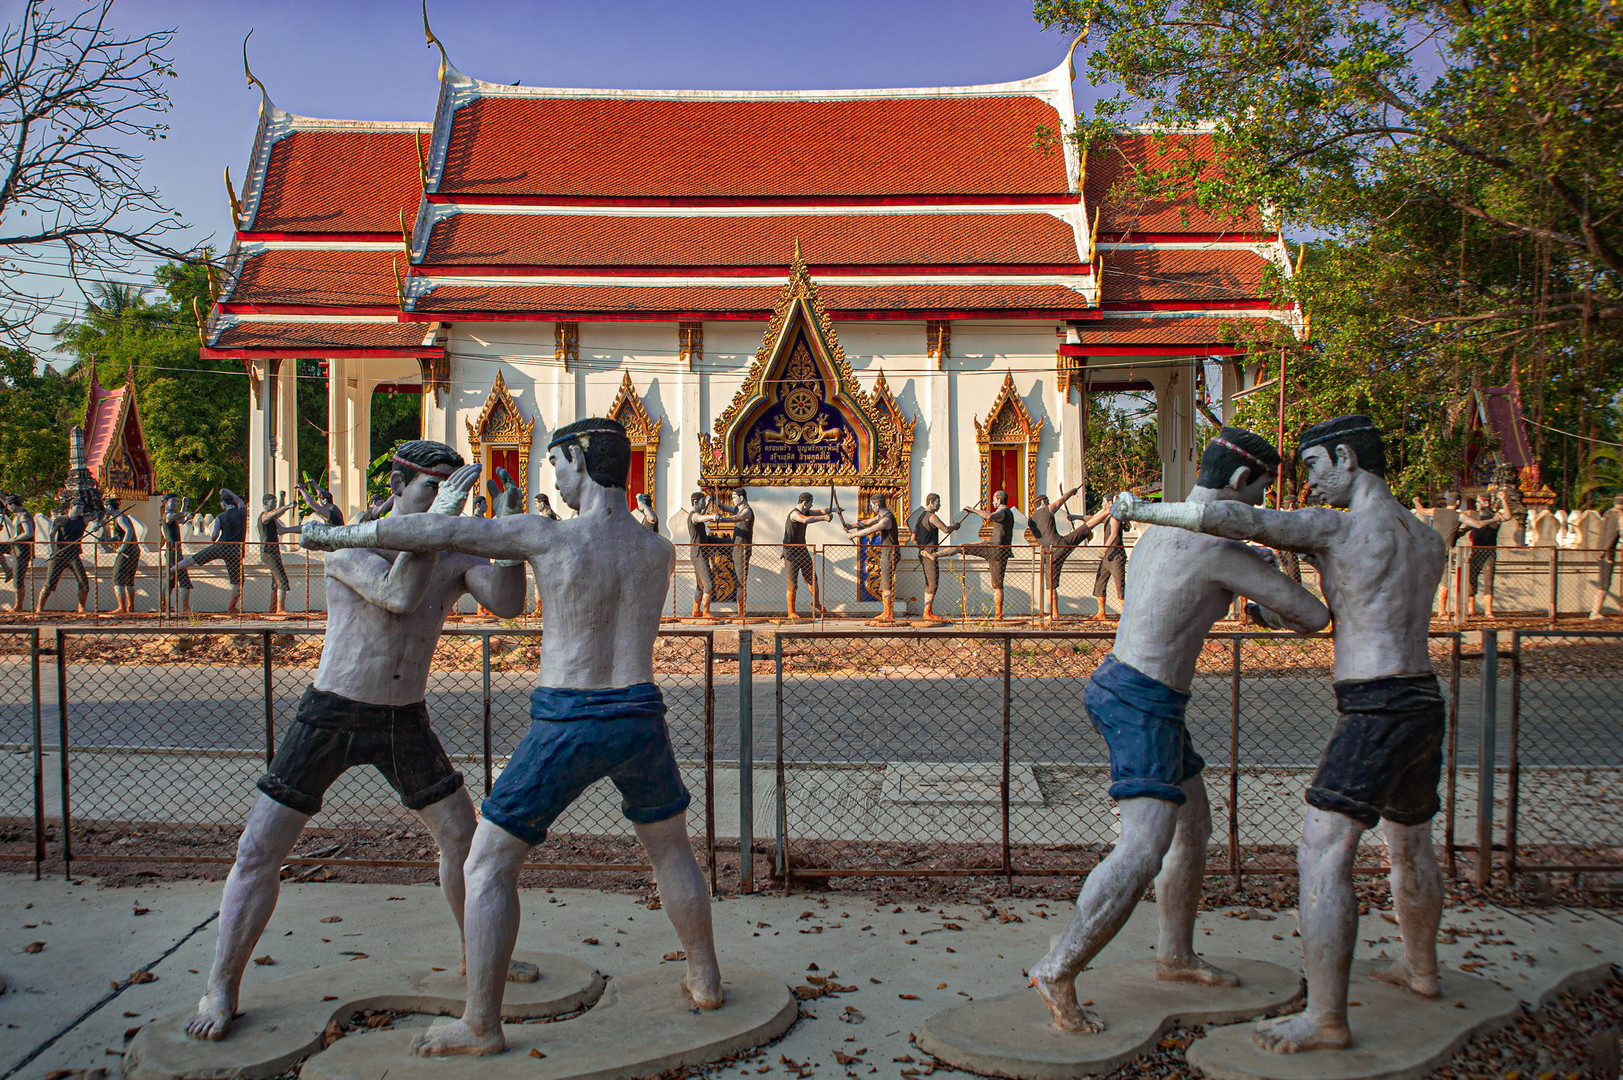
[1,625,1617,891]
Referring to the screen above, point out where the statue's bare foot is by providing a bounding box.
[184,991,236,1042]
[410,1019,506,1057]
[507,960,540,983]
[681,971,725,1010]
[1371,958,1440,998]
[1028,973,1104,1033]
[1156,956,1240,987]
[1252,1013,1351,1053]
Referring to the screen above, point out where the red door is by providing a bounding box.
[989,446,1021,509]
[489,448,521,513]
[625,450,646,513]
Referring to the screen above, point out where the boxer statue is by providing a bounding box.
[937,490,1018,621]
[633,492,660,533]
[6,494,35,612]
[782,492,834,620]
[845,492,902,625]
[303,417,722,1057]
[185,440,530,1042]
[1029,428,1328,1033]
[1114,415,1447,1053]
[910,494,965,625]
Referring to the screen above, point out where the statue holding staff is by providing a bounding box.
[909,494,966,625]
[782,492,835,620]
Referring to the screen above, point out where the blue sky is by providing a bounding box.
[19,0,1085,352]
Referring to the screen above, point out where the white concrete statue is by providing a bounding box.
[1029,428,1329,1033]
[302,417,722,1057]
[185,440,529,1042]
[1114,414,1448,1054]
[1530,507,1559,548]
[1593,494,1622,619]
[5,494,35,612]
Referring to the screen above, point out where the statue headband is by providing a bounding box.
[1300,424,1380,450]
[1211,436,1271,472]
[547,425,625,451]
[392,454,456,479]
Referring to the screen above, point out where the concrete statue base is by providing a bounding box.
[916,957,1303,1080]
[1188,960,1605,1080]
[299,966,796,1080]
[123,952,602,1080]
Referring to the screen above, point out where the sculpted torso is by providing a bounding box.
[1313,500,1443,680]
[315,550,480,706]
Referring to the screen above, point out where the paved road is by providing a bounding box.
[2,661,1618,769]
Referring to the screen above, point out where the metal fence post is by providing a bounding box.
[1228,636,1241,880]
[775,634,787,893]
[55,629,70,879]
[1444,634,1461,877]
[30,629,44,878]
[704,633,716,894]
[1547,548,1558,628]
[262,630,274,766]
[1001,636,1012,886]
[482,634,493,795]
[1504,631,1522,882]
[738,628,754,893]
[1474,628,1498,888]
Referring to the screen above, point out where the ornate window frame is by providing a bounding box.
[974,371,1043,514]
[606,371,662,510]
[464,370,535,510]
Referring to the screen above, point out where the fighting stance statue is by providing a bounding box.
[258,494,298,615]
[173,490,250,617]
[35,499,90,614]
[159,493,191,614]
[5,495,35,612]
[682,492,720,620]
[1029,430,1329,1033]
[534,492,559,520]
[298,480,344,526]
[184,441,529,1042]
[1028,486,1108,622]
[303,417,722,1057]
[1089,507,1128,621]
[845,492,902,625]
[97,498,145,615]
[633,492,660,533]
[1412,493,1462,617]
[782,492,835,620]
[1460,492,1510,619]
[909,494,965,625]
[712,489,755,622]
[1593,493,1622,619]
[1114,415,1447,1054]
[937,490,1017,621]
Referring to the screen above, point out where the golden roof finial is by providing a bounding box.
[423,0,449,82]
[1065,22,1089,82]
[242,30,267,98]
[224,166,242,226]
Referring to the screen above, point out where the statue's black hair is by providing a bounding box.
[1197,426,1282,488]
[552,417,631,489]
[1299,414,1386,478]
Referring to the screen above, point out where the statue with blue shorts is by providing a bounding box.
[1029,428,1330,1033]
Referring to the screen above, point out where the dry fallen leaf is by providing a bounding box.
[936,983,947,990]
[320,915,343,924]
[663,950,686,962]
[23,941,44,954]
[582,938,600,945]
[529,1048,545,1059]
[253,955,276,966]
[898,993,919,1000]
[127,971,158,984]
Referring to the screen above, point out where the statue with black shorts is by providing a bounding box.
[297,480,344,526]
[1029,429,1329,1032]
[910,494,965,625]
[711,489,756,622]
[1028,486,1109,622]
[184,440,530,1042]
[258,494,297,615]
[6,495,35,612]
[173,490,250,616]
[1460,492,1510,619]
[937,490,1018,621]
[35,499,90,614]
[845,492,902,625]
[1089,509,1128,621]
[1592,493,1622,619]
[158,493,190,614]
[302,417,723,1057]
[682,492,721,620]
[782,492,834,620]
[97,497,144,615]
[1114,415,1448,1054]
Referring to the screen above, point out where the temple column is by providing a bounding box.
[271,360,299,501]
[1154,360,1199,502]
[326,358,371,521]
[347,375,372,520]
[1220,358,1240,424]
[1060,380,1083,497]
[927,358,951,509]
[247,360,271,515]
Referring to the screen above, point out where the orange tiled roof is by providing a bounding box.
[421,211,1083,268]
[210,321,437,352]
[1078,316,1277,345]
[439,96,1071,198]
[1101,248,1276,304]
[1087,133,1265,235]
[412,281,1091,316]
[228,249,400,308]
[83,378,128,478]
[253,130,425,234]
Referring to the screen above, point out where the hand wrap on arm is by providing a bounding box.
[301,520,380,552]
[1111,491,1206,533]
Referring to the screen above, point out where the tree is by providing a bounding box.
[1082,393,1164,507]
[1037,0,1623,502]
[0,347,75,507]
[0,0,199,349]
[52,256,248,509]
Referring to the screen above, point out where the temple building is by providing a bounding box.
[203,38,1297,598]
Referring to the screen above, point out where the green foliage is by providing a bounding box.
[1037,0,1623,504]
[0,348,76,508]
[1083,393,1162,507]
[52,254,248,511]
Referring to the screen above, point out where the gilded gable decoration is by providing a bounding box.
[974,370,1043,515]
[679,322,703,372]
[927,320,950,370]
[465,369,535,507]
[699,249,914,513]
[607,370,663,509]
[555,322,579,371]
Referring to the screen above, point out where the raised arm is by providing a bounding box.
[1213,544,1331,633]
[1112,491,1344,555]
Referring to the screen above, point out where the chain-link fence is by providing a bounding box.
[1506,629,1623,877]
[0,629,43,869]
[773,630,1468,884]
[1437,547,1619,624]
